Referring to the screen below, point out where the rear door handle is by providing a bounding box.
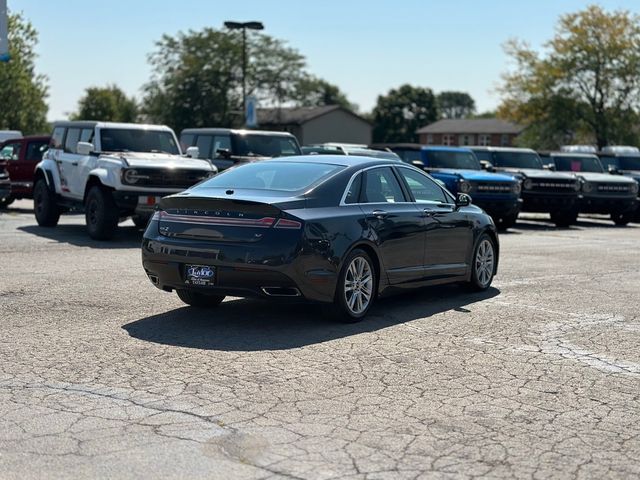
[370,209,388,219]
[423,209,435,217]
[71,162,78,166]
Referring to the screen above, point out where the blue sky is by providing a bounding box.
[10,0,640,120]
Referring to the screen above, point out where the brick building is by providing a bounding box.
[416,119,523,147]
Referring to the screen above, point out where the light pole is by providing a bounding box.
[224,21,264,122]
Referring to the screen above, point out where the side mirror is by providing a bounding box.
[543,164,556,171]
[76,142,94,156]
[455,193,472,208]
[185,146,199,158]
[411,160,425,168]
[216,148,231,159]
[480,160,495,172]
[608,165,620,174]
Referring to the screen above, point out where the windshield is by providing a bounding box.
[492,151,543,169]
[553,156,604,173]
[425,151,481,170]
[100,129,180,155]
[618,156,640,170]
[394,149,422,163]
[201,161,343,192]
[231,134,300,158]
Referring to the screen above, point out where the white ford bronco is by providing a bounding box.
[33,121,216,240]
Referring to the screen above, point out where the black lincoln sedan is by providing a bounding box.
[142,156,499,322]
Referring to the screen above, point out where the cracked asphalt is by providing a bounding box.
[1,199,640,479]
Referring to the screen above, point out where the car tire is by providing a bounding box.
[85,185,119,240]
[132,214,150,229]
[550,209,578,228]
[0,195,14,209]
[611,211,633,226]
[176,289,225,308]
[467,233,496,291]
[325,248,376,323]
[33,179,60,227]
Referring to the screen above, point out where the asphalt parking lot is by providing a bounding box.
[1,200,639,479]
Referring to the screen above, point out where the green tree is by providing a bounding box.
[498,5,640,149]
[142,28,330,131]
[293,76,356,110]
[436,91,476,119]
[372,84,438,143]
[0,13,48,134]
[71,85,138,122]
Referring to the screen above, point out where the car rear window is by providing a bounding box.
[202,161,344,192]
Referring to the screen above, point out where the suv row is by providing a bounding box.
[34,121,217,239]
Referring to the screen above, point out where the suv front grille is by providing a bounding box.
[595,183,632,194]
[530,179,577,193]
[475,182,513,193]
[128,169,212,189]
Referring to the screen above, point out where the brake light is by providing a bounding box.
[274,218,302,229]
[151,211,162,221]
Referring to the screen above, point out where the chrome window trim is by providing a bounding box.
[395,164,456,205]
[339,164,415,206]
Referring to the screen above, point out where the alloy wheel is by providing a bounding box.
[343,256,373,315]
[475,239,495,288]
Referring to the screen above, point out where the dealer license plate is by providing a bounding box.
[185,265,216,286]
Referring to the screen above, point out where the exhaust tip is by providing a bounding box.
[261,287,301,297]
[147,274,159,285]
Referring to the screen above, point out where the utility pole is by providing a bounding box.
[224,21,264,124]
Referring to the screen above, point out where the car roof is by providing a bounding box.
[266,154,403,169]
[550,152,599,159]
[181,128,296,137]
[468,146,537,153]
[52,121,174,131]
[421,146,473,153]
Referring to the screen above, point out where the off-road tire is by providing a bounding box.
[85,185,119,240]
[33,179,60,227]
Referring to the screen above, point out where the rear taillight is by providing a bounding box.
[274,218,302,229]
[151,211,162,221]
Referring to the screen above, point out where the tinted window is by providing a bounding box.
[396,149,421,163]
[399,167,447,203]
[213,135,232,158]
[598,155,619,170]
[424,150,480,170]
[0,142,20,160]
[492,151,543,169]
[202,161,343,192]
[180,133,195,151]
[472,150,492,162]
[25,140,49,161]
[231,134,300,158]
[195,135,213,160]
[99,128,179,155]
[361,167,406,203]
[344,173,362,204]
[618,156,640,170]
[553,156,604,173]
[51,127,65,149]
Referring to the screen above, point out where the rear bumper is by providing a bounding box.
[580,195,637,214]
[521,193,579,213]
[8,181,32,198]
[141,220,338,303]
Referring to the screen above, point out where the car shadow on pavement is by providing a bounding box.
[18,224,143,249]
[122,285,500,351]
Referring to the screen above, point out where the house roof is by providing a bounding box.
[416,118,523,135]
[257,105,371,126]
